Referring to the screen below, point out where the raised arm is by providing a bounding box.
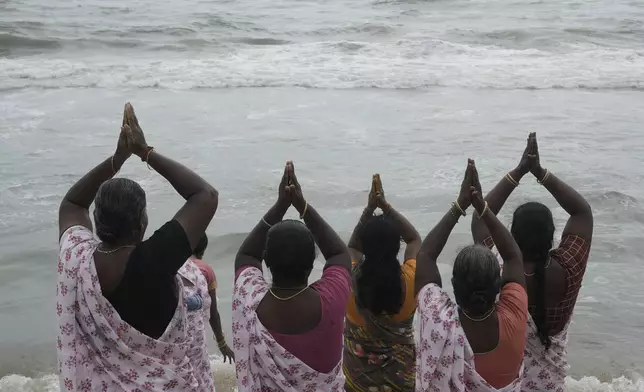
[529,134,593,242]
[415,160,474,295]
[124,103,218,250]
[470,162,526,289]
[59,110,131,238]
[348,174,420,261]
[234,164,291,271]
[288,162,351,272]
[375,175,421,260]
[471,135,532,245]
[347,175,378,262]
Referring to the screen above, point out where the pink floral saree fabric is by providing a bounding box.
[488,245,571,392]
[415,283,522,392]
[57,225,198,391]
[232,267,345,392]
[178,259,216,391]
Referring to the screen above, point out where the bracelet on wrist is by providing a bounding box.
[452,200,467,217]
[537,169,550,184]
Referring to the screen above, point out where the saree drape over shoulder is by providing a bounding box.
[231,267,345,392]
[57,226,201,392]
[415,284,523,392]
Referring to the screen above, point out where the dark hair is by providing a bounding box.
[94,178,147,245]
[356,215,403,315]
[452,245,501,317]
[511,202,555,349]
[193,234,208,259]
[264,220,316,286]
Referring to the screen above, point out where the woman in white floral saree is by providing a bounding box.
[414,160,528,392]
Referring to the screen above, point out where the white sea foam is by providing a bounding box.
[1,40,643,91]
[0,359,642,392]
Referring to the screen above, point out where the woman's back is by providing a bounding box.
[344,177,421,392]
[254,265,350,373]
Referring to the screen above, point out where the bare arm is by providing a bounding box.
[59,115,133,239]
[300,204,351,271]
[530,134,593,242]
[145,151,218,250]
[471,167,523,245]
[123,103,218,250]
[208,289,225,343]
[415,209,461,294]
[537,168,593,242]
[470,163,525,289]
[416,160,475,295]
[208,289,235,363]
[382,205,421,260]
[234,201,290,271]
[289,163,350,271]
[472,137,532,245]
[59,154,127,238]
[478,205,525,288]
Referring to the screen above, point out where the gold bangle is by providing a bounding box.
[538,169,550,184]
[111,155,118,176]
[452,201,466,217]
[261,218,273,228]
[505,173,519,187]
[476,201,489,219]
[216,339,227,348]
[449,203,461,220]
[144,147,154,170]
[300,202,309,219]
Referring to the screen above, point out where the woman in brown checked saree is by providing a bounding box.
[470,133,593,392]
[344,174,421,392]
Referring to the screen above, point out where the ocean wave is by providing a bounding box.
[0,33,60,52]
[0,39,643,91]
[0,364,642,392]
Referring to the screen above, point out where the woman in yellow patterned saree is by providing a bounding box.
[344,175,421,392]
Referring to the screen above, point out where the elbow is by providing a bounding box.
[582,200,593,217]
[201,186,219,213]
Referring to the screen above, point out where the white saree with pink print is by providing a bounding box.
[520,317,570,392]
[490,245,570,392]
[231,267,345,392]
[178,259,217,391]
[415,283,523,392]
[57,225,202,392]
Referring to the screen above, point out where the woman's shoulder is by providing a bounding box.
[59,225,98,251]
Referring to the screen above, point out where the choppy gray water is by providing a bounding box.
[1,0,644,390]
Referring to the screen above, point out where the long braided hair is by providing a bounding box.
[511,202,555,349]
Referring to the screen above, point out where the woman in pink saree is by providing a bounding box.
[471,133,593,392]
[232,162,351,392]
[57,103,218,391]
[414,160,528,392]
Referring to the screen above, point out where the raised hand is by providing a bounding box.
[277,162,291,209]
[114,105,132,163]
[374,174,389,210]
[367,175,379,211]
[457,159,475,211]
[517,134,532,176]
[469,161,486,215]
[527,132,544,178]
[122,103,149,159]
[286,161,307,214]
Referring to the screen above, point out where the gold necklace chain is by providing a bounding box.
[269,286,309,301]
[460,306,495,322]
[96,244,135,255]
